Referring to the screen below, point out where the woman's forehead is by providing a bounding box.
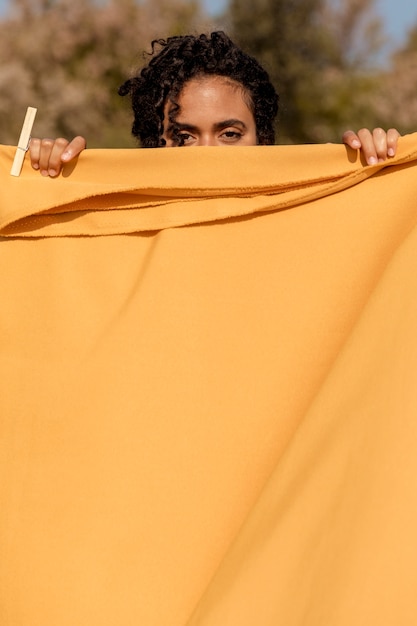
[169,75,252,110]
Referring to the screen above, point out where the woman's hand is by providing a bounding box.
[28,129,401,176]
[342,128,400,165]
[29,135,87,177]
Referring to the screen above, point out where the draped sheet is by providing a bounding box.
[1,136,417,625]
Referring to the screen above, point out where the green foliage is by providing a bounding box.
[0,0,212,147]
[1,0,416,147]
[228,0,388,143]
[372,25,417,135]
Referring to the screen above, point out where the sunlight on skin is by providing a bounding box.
[162,76,257,147]
[28,76,400,176]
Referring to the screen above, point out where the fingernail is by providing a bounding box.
[388,148,395,157]
[32,163,39,170]
[41,170,49,177]
[49,169,57,177]
[61,151,70,161]
[368,156,377,165]
[352,140,361,148]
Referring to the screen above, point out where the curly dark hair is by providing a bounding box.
[118,31,279,147]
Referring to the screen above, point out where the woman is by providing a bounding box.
[29,31,400,177]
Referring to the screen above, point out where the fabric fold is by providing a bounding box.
[1,136,417,625]
[1,134,417,235]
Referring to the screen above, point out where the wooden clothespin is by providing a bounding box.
[10,106,37,177]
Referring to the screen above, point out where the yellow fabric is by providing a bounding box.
[1,136,417,625]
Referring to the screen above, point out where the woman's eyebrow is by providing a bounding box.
[213,119,247,130]
[173,120,248,132]
[174,122,199,132]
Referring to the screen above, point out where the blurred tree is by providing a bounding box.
[1,0,412,148]
[228,0,386,143]
[373,25,417,135]
[0,0,211,147]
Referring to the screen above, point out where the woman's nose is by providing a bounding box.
[198,134,217,146]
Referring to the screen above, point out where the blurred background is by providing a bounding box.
[1,0,416,147]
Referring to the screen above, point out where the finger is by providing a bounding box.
[342,130,361,150]
[46,137,72,177]
[29,137,42,170]
[372,127,389,162]
[356,128,379,165]
[61,136,87,163]
[37,138,57,176]
[386,128,401,157]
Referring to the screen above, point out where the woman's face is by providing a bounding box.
[162,75,257,147]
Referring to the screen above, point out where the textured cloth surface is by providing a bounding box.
[1,137,417,625]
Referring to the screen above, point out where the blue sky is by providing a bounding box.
[202,0,417,54]
[376,0,417,46]
[1,0,417,54]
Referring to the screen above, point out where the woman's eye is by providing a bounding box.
[178,133,193,146]
[221,130,243,141]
